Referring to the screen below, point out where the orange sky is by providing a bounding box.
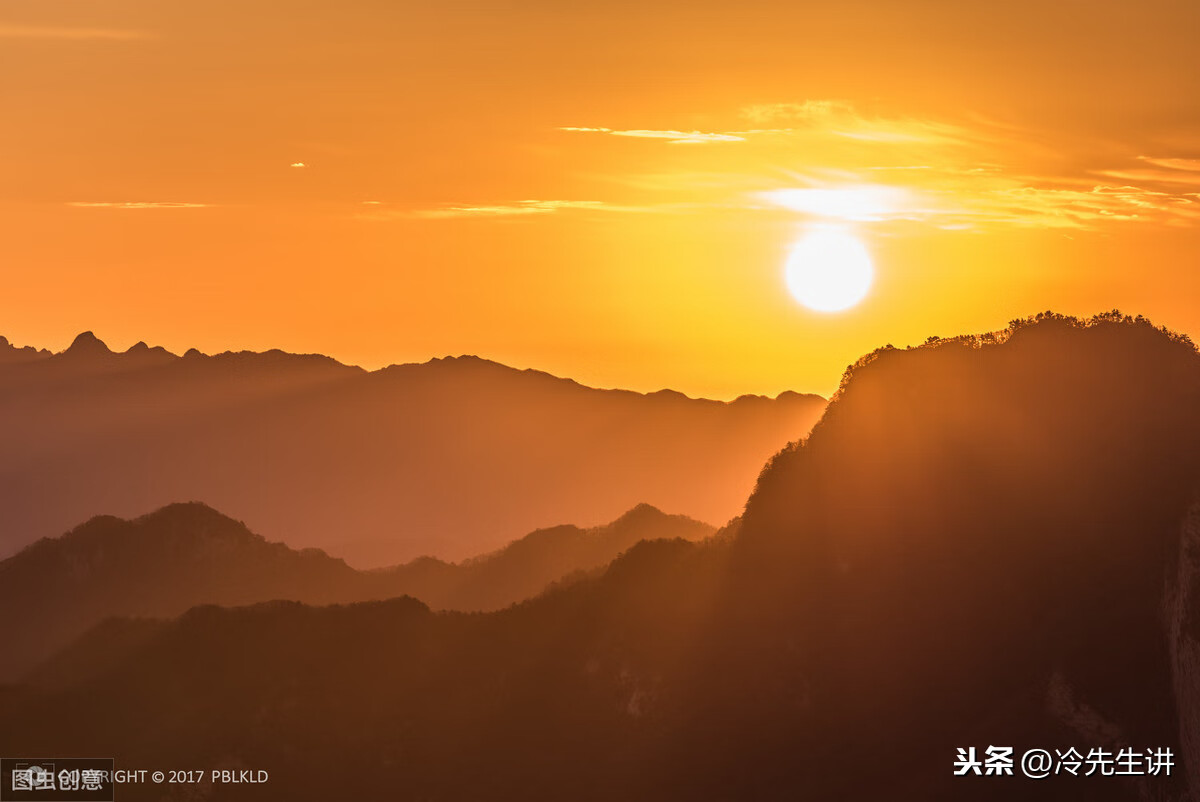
[2,0,1199,398]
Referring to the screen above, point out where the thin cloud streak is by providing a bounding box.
[370,200,646,220]
[1138,156,1200,172]
[1098,168,1200,186]
[560,127,745,144]
[611,130,746,144]
[376,199,721,220]
[411,200,608,219]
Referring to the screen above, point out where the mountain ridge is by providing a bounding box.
[0,331,823,565]
[0,500,714,682]
[0,331,819,404]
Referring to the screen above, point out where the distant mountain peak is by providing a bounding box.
[136,500,238,526]
[613,502,667,523]
[424,354,510,370]
[62,331,112,357]
[0,335,52,364]
[48,502,253,551]
[123,340,178,363]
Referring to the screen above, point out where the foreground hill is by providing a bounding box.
[0,333,821,565]
[4,312,1198,801]
[0,502,711,682]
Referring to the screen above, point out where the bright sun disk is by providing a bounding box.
[784,229,874,313]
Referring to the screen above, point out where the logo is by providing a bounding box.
[1,759,114,802]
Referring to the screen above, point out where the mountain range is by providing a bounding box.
[4,312,1196,800]
[0,500,712,682]
[0,332,823,566]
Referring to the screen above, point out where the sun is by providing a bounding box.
[784,229,874,313]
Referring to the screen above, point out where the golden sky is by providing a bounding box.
[2,0,1199,398]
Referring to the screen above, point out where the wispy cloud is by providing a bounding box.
[1096,169,1200,186]
[740,100,853,124]
[754,176,1200,230]
[612,130,745,144]
[560,127,745,144]
[0,24,152,41]
[430,101,1200,232]
[759,186,916,221]
[969,185,1200,229]
[369,200,653,220]
[67,202,208,209]
[563,104,966,156]
[413,200,606,218]
[587,101,1200,231]
[736,100,968,146]
[1138,156,1200,172]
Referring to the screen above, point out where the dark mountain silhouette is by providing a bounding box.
[0,501,712,682]
[371,501,713,611]
[4,312,1199,801]
[0,332,823,566]
[0,334,51,363]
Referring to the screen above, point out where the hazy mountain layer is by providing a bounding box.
[0,501,712,682]
[0,333,822,566]
[5,312,1197,801]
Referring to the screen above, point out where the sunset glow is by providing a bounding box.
[4,3,1200,797]
[2,1,1199,398]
